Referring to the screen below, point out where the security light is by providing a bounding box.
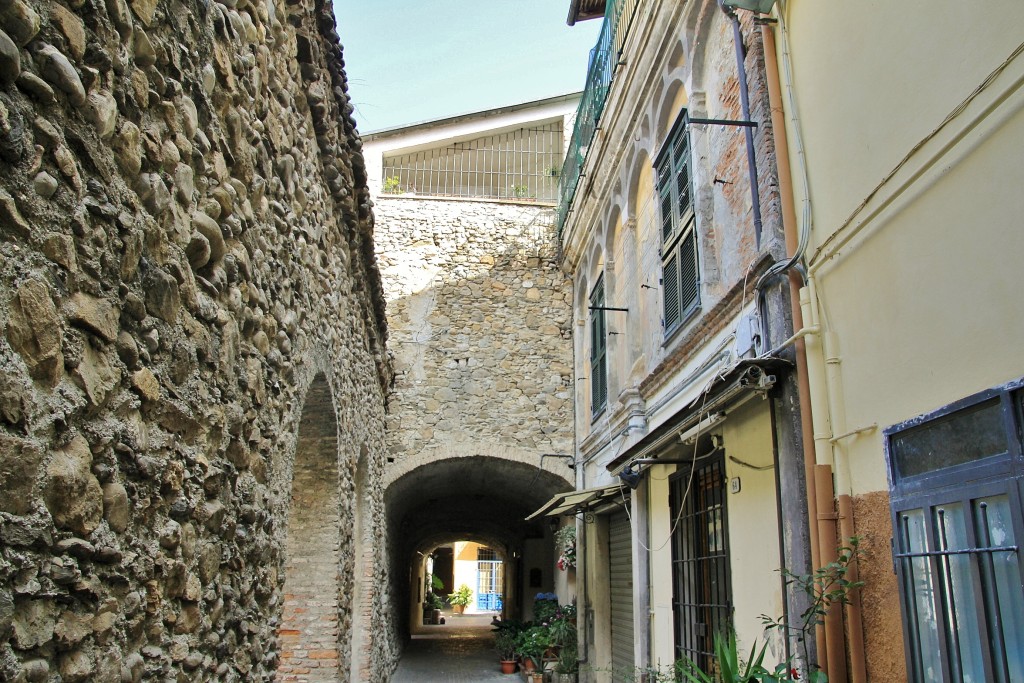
[618,464,643,490]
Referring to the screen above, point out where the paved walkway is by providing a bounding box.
[390,611,516,682]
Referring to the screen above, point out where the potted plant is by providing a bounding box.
[515,625,553,675]
[554,526,576,571]
[494,629,518,674]
[554,640,579,683]
[424,591,444,624]
[449,584,473,614]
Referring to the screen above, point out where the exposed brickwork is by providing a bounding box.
[277,378,342,682]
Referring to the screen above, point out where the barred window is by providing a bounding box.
[381,122,564,201]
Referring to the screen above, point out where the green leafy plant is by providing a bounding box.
[555,640,579,674]
[510,183,529,198]
[515,625,553,669]
[555,525,577,571]
[425,591,444,611]
[761,536,864,679]
[494,629,518,660]
[449,583,473,607]
[533,592,560,624]
[383,175,402,193]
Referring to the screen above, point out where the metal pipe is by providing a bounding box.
[815,464,846,683]
[762,20,826,669]
[720,1,764,246]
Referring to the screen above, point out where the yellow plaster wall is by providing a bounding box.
[814,97,1024,496]
[453,541,481,609]
[782,0,1024,238]
[647,464,679,671]
[721,399,783,660]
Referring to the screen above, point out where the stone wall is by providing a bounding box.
[0,0,395,678]
[375,197,575,482]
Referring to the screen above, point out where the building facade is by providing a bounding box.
[544,1,1024,683]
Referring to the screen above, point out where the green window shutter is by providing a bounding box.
[678,227,699,320]
[656,109,699,337]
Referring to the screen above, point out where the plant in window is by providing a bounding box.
[383,175,402,194]
[511,183,529,198]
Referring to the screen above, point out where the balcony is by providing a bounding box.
[556,0,639,235]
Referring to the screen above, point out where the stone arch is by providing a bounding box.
[277,372,344,682]
[656,78,690,142]
[385,452,572,632]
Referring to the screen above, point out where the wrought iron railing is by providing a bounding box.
[556,0,640,234]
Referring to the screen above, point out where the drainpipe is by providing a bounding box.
[719,1,764,246]
[758,22,826,675]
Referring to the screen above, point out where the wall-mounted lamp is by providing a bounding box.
[618,465,643,489]
[723,0,776,12]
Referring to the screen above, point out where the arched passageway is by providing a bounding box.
[277,375,346,681]
[386,455,573,640]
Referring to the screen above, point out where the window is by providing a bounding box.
[886,380,1024,683]
[655,110,700,336]
[670,453,732,671]
[590,275,608,416]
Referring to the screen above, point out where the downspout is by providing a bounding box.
[719,1,764,246]
[757,20,826,675]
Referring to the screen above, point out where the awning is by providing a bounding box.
[606,357,792,473]
[525,483,627,521]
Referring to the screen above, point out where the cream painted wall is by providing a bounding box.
[647,464,679,671]
[721,399,784,662]
[453,541,482,611]
[781,0,1024,240]
[813,102,1024,495]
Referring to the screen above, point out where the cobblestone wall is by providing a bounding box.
[0,0,395,678]
[375,198,575,483]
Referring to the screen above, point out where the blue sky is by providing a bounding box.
[332,1,602,133]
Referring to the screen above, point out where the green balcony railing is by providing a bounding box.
[556,0,639,236]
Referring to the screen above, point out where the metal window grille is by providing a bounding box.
[670,455,732,673]
[886,381,1024,683]
[381,122,564,201]
[477,547,504,611]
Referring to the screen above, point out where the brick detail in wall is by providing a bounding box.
[278,380,343,682]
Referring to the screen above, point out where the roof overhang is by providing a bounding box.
[567,0,606,25]
[526,483,627,520]
[606,357,793,474]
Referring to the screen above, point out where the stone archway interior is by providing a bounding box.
[278,375,343,680]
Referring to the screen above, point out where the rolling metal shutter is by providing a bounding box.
[608,509,634,681]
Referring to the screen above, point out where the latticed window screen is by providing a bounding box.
[590,275,608,416]
[656,110,699,335]
[670,455,732,673]
[381,122,564,201]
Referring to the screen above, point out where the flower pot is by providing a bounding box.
[529,673,544,683]
[555,674,577,683]
[522,658,536,673]
[453,604,466,614]
[499,659,516,674]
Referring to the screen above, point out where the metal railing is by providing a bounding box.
[556,0,640,234]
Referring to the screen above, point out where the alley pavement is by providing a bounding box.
[390,612,514,682]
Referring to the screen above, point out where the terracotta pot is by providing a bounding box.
[499,659,516,674]
[453,604,466,614]
[523,658,536,673]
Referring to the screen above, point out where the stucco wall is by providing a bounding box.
[0,0,395,679]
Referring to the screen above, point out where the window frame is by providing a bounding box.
[885,377,1024,683]
[654,109,700,338]
[589,274,608,418]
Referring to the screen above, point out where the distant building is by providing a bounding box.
[363,96,581,633]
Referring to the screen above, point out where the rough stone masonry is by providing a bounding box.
[0,0,395,678]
